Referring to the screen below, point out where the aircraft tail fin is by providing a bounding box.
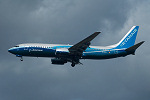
[115,26,139,49]
[125,41,145,55]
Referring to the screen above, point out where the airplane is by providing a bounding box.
[8,26,144,67]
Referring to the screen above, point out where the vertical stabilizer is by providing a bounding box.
[115,26,139,49]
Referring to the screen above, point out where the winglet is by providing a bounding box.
[125,41,145,55]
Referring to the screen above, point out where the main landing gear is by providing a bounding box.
[71,63,75,67]
[71,58,82,67]
[71,62,83,67]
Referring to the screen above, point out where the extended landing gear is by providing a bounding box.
[71,63,75,67]
[16,55,23,61]
[20,57,23,61]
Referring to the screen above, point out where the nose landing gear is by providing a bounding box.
[20,57,23,61]
[16,55,23,61]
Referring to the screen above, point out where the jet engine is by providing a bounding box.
[51,58,67,65]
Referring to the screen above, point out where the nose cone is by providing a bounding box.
[8,48,17,54]
[8,48,13,53]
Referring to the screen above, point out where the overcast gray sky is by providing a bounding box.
[0,0,150,100]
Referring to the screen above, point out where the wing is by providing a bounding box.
[69,32,101,56]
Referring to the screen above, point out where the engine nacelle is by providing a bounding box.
[55,48,69,56]
[51,58,67,65]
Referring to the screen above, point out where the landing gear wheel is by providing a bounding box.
[20,57,23,61]
[71,63,75,67]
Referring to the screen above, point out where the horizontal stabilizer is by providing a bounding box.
[125,41,145,54]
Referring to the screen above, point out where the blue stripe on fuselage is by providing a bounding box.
[10,45,128,59]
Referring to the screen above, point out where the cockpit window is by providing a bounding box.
[14,45,19,47]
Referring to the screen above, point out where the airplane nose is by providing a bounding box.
[8,48,17,54]
[8,48,13,53]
